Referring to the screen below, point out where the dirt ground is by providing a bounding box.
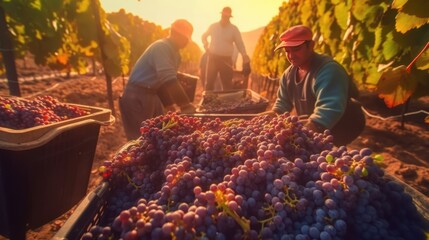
[0,72,428,240]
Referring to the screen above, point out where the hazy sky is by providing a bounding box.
[100,0,284,47]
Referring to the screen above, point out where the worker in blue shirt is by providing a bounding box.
[119,19,196,140]
[265,25,365,146]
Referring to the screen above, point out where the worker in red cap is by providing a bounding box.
[202,6,250,91]
[264,25,365,146]
[119,19,196,140]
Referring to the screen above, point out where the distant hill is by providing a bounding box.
[234,26,265,70]
[242,26,265,57]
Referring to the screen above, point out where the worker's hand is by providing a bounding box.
[180,103,196,114]
[158,79,191,106]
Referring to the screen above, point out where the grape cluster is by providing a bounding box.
[86,112,427,240]
[0,95,89,130]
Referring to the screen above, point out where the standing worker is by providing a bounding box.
[119,19,196,140]
[202,6,250,91]
[264,25,365,146]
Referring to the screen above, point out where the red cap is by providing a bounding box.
[274,25,313,51]
[171,19,193,40]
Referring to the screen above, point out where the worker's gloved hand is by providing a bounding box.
[180,103,196,114]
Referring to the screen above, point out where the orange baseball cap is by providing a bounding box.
[274,25,313,51]
[171,19,193,40]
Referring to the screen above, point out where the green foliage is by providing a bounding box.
[252,0,429,104]
[0,1,200,78]
[392,0,429,33]
[106,9,166,73]
[0,0,130,77]
[101,21,130,76]
[180,41,202,68]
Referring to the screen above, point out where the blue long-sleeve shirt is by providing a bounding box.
[127,38,180,90]
[272,53,350,129]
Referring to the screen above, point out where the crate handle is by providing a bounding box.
[95,115,116,126]
[0,119,105,151]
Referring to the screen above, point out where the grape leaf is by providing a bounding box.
[364,63,382,87]
[351,0,370,21]
[382,31,400,61]
[395,12,429,33]
[394,0,429,18]
[56,53,69,65]
[415,50,429,70]
[376,65,417,108]
[334,2,348,30]
[391,0,407,9]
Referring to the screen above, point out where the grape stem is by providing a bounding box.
[406,41,429,73]
[162,118,178,130]
[283,186,298,208]
[214,190,250,234]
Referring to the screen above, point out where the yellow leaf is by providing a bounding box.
[376,65,417,108]
[56,53,69,65]
[395,12,429,33]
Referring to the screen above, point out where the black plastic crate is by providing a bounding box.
[0,104,113,240]
[158,73,198,108]
[52,182,110,240]
[177,72,198,102]
[54,172,429,240]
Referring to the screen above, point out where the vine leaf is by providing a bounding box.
[415,50,429,70]
[376,65,417,108]
[395,12,429,33]
[377,42,428,108]
[392,0,429,33]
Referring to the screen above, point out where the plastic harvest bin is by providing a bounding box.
[53,114,429,240]
[157,73,199,107]
[0,104,113,240]
[177,72,198,102]
[53,170,429,240]
[196,89,269,114]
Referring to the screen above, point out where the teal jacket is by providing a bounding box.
[272,53,350,129]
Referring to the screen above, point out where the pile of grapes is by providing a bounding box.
[0,95,89,129]
[84,112,428,240]
[197,91,268,113]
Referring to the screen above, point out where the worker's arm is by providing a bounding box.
[158,79,196,113]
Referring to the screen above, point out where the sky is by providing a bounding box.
[100,0,284,48]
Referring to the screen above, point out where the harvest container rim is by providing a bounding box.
[52,172,429,240]
[0,103,113,149]
[196,88,269,114]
